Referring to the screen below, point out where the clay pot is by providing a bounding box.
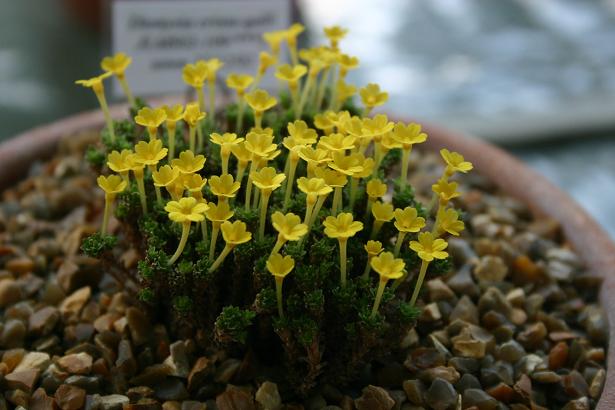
[1,106,614,408]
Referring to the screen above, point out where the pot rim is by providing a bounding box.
[1,105,614,408]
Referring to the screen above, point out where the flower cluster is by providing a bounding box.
[80,23,472,392]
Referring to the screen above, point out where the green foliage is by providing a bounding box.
[174,295,193,313]
[81,233,117,257]
[85,146,106,168]
[215,306,256,344]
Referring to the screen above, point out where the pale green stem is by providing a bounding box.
[236,162,247,185]
[275,276,285,317]
[409,260,430,306]
[297,75,314,119]
[245,161,257,210]
[189,126,197,152]
[236,99,246,132]
[400,148,411,190]
[339,238,348,288]
[371,278,388,317]
[308,194,328,229]
[101,195,113,235]
[208,244,233,273]
[393,231,407,257]
[209,223,220,261]
[95,90,115,142]
[252,186,261,209]
[208,80,216,121]
[258,191,271,241]
[314,68,330,110]
[201,220,208,243]
[167,123,176,160]
[431,203,445,235]
[147,127,157,141]
[283,156,298,209]
[362,258,372,280]
[197,87,206,113]
[254,111,263,129]
[327,65,339,110]
[372,143,382,177]
[332,186,342,216]
[365,198,375,221]
[371,220,383,240]
[118,76,135,107]
[155,186,162,204]
[221,148,230,175]
[135,173,148,214]
[349,178,359,210]
[169,222,191,265]
[197,122,204,153]
[364,106,373,117]
[304,197,316,225]
[270,236,285,258]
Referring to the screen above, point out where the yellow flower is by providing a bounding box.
[267,253,295,278]
[162,104,184,123]
[287,120,318,145]
[152,165,180,188]
[360,83,388,110]
[324,25,348,49]
[107,149,134,177]
[165,196,208,224]
[372,201,394,222]
[182,102,206,127]
[134,107,167,140]
[221,220,252,246]
[182,63,208,88]
[409,232,449,262]
[324,212,363,288]
[328,152,364,176]
[436,208,465,237]
[369,251,405,317]
[226,73,254,97]
[97,174,127,196]
[183,173,208,194]
[268,252,295,317]
[205,201,234,224]
[257,51,277,75]
[440,149,473,175]
[323,213,363,239]
[244,131,277,159]
[75,72,111,93]
[318,133,356,152]
[391,122,427,149]
[394,207,426,233]
[350,156,374,179]
[263,30,286,55]
[245,89,278,112]
[365,240,384,258]
[371,252,405,281]
[338,54,359,78]
[432,177,460,203]
[275,64,307,87]
[199,58,224,83]
[335,80,357,105]
[211,132,244,174]
[313,112,335,133]
[171,150,206,174]
[271,212,308,242]
[285,23,305,47]
[366,179,387,200]
[97,174,127,235]
[362,114,394,138]
[381,133,402,151]
[314,167,347,188]
[101,52,132,77]
[231,142,252,164]
[209,174,241,201]
[297,177,332,198]
[132,140,168,167]
[251,167,286,192]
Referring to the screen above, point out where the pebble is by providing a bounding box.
[562,371,589,398]
[126,307,152,346]
[517,322,548,349]
[1,319,27,348]
[14,351,50,372]
[5,257,35,275]
[548,341,569,370]
[462,388,498,410]
[0,278,22,307]
[57,352,93,375]
[562,397,590,410]
[485,382,515,403]
[98,394,130,410]
[424,378,457,410]
[216,386,256,410]
[55,384,86,410]
[446,264,479,298]
[188,356,213,391]
[30,387,56,410]
[496,340,525,363]
[449,295,478,325]
[474,256,508,283]
[153,378,189,401]
[589,368,605,399]
[214,359,241,384]
[59,286,91,316]
[255,381,282,410]
[402,380,425,405]
[532,371,561,384]
[116,339,137,377]
[164,340,191,378]
[28,306,60,336]
[354,385,395,410]
[427,279,456,301]
[420,366,460,384]
[5,369,39,392]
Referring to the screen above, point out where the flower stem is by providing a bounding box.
[349,177,358,210]
[291,84,300,119]
[208,81,216,122]
[95,89,115,143]
[135,171,148,214]
[304,197,316,225]
[197,87,205,113]
[118,75,135,107]
[101,195,112,235]
[236,100,246,132]
[297,75,314,119]
[275,276,285,317]
[208,244,233,272]
[362,258,372,280]
[209,224,220,261]
[400,148,411,190]
[147,127,157,141]
[371,278,388,317]
[167,123,176,160]
[221,148,230,175]
[189,126,196,152]
[169,222,191,265]
[409,260,430,306]
[393,231,407,256]
[270,237,285,257]
[365,198,374,221]
[236,162,247,185]
[201,220,208,243]
[283,156,298,209]
[254,111,263,129]
[314,68,330,110]
[332,186,342,216]
[309,194,328,229]
[339,238,348,288]
[371,220,383,239]
[258,191,271,241]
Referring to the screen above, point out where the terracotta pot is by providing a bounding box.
[1,107,613,408]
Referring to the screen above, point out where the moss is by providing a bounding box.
[85,146,106,168]
[174,295,193,313]
[215,306,256,344]
[81,233,117,257]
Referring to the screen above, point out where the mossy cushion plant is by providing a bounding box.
[78,24,474,395]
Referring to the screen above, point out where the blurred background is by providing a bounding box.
[1,0,614,236]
